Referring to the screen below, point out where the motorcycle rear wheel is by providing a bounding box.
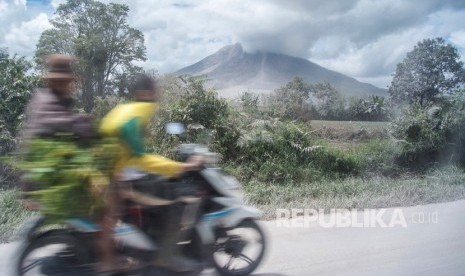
[17,230,93,276]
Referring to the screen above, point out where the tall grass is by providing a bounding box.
[311,120,388,132]
[0,189,33,242]
[241,166,465,219]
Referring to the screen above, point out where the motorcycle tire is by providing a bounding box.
[213,219,266,276]
[16,230,93,276]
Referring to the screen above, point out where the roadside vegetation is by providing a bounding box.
[0,189,33,242]
[243,166,465,219]
[1,1,465,241]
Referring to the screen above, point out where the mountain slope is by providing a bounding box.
[176,43,387,98]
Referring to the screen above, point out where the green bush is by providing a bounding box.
[389,103,465,170]
[234,119,360,183]
[312,147,359,176]
[0,50,40,154]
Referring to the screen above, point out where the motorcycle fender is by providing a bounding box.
[218,206,263,228]
[17,215,46,241]
[15,228,73,262]
[114,224,157,252]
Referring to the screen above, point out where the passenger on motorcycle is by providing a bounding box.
[99,73,204,272]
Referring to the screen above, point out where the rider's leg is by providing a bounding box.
[152,181,201,272]
[154,201,200,272]
[95,186,131,273]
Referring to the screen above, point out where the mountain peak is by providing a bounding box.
[175,44,387,98]
[215,43,243,60]
[219,43,243,52]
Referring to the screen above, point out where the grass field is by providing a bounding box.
[244,166,465,219]
[308,120,390,152]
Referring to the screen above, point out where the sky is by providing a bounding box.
[1,0,465,88]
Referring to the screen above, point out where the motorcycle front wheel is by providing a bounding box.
[16,230,93,276]
[213,219,266,276]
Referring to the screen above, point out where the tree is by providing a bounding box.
[265,77,313,121]
[0,48,40,153]
[150,75,240,157]
[36,0,146,111]
[389,37,465,108]
[310,81,344,120]
[350,95,389,121]
[239,91,260,115]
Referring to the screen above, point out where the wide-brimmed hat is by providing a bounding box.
[44,54,75,80]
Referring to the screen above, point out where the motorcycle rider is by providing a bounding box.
[21,54,131,274]
[99,73,203,272]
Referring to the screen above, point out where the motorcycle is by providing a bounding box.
[16,123,266,276]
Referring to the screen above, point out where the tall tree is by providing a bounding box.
[266,77,313,121]
[36,0,146,111]
[389,37,465,108]
[0,48,39,153]
[311,81,344,119]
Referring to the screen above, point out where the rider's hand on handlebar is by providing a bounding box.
[183,155,206,171]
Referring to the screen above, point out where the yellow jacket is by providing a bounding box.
[99,102,183,178]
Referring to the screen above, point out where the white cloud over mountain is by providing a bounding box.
[1,0,464,88]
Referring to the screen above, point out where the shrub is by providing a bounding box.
[0,50,40,154]
[235,119,360,183]
[0,162,22,189]
[349,139,402,176]
[390,97,465,170]
[148,76,241,157]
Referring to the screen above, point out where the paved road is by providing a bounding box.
[2,200,465,275]
[254,200,465,276]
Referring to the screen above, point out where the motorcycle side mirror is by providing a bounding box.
[166,122,185,135]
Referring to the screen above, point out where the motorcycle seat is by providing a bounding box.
[120,189,201,207]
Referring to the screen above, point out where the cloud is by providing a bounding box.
[450,31,465,48]
[49,0,65,9]
[0,2,8,13]
[1,0,464,88]
[0,0,52,54]
[0,1,25,51]
[127,0,465,88]
[5,13,51,56]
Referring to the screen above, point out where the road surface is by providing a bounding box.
[2,200,465,275]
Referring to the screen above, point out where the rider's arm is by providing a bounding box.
[136,154,185,178]
[135,155,203,178]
